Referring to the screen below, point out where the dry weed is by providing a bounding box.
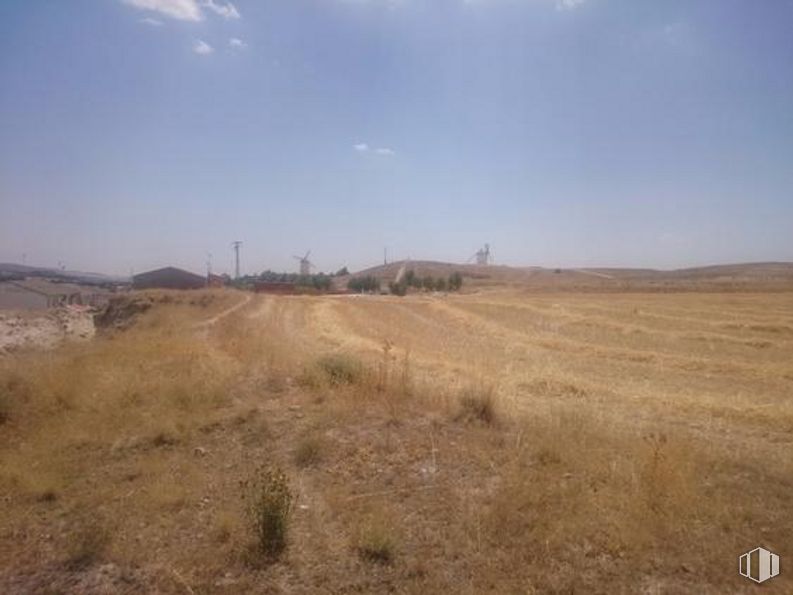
[242,465,293,560]
[455,385,499,425]
[354,510,398,565]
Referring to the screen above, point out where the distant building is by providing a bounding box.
[132,267,207,290]
[0,279,110,310]
[207,273,228,288]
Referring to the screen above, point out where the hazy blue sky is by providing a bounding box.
[1,0,792,276]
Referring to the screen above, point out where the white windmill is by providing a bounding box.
[293,250,314,275]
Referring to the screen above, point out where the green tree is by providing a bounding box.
[349,275,381,293]
[389,281,407,296]
[448,271,463,291]
[313,274,331,291]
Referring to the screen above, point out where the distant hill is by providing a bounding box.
[349,261,793,291]
[353,260,536,281]
[0,263,128,286]
[663,262,793,280]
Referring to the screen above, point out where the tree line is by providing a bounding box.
[234,269,349,292]
[348,270,464,295]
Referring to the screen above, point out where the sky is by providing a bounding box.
[1,0,792,276]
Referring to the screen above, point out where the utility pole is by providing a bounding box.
[231,241,242,279]
[384,247,387,266]
[206,252,213,281]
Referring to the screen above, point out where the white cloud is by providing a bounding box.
[139,16,164,26]
[229,37,247,49]
[123,0,203,21]
[555,0,586,10]
[203,0,240,19]
[354,143,396,156]
[122,0,241,21]
[193,39,214,55]
[346,0,585,10]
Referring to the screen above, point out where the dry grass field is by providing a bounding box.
[1,286,792,593]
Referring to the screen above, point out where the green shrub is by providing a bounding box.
[316,354,363,386]
[348,275,381,293]
[389,281,407,296]
[312,274,331,291]
[256,270,332,291]
[242,466,293,558]
[448,271,463,291]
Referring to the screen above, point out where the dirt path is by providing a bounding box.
[196,292,252,328]
[571,268,616,279]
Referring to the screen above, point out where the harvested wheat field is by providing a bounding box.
[1,287,792,593]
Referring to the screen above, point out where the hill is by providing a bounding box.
[350,260,793,291]
[0,263,128,286]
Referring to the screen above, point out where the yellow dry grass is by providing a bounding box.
[0,287,791,593]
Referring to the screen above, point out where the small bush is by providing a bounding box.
[316,354,362,386]
[455,386,498,425]
[388,281,407,296]
[242,465,293,559]
[355,518,396,564]
[294,435,323,468]
[448,271,463,291]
